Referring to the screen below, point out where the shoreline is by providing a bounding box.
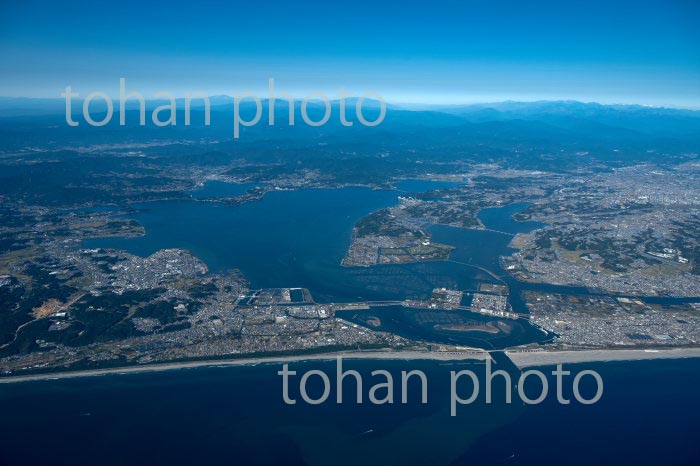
[507,347,700,368]
[0,350,489,384]
[2,347,700,384]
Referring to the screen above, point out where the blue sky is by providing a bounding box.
[1,0,698,106]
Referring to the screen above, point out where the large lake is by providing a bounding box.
[86,184,523,304]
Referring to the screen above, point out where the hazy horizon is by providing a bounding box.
[1,95,699,112]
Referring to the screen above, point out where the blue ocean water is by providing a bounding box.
[1,358,698,466]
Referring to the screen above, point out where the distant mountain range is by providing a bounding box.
[1,97,699,152]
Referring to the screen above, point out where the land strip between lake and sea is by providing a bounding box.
[2,347,700,384]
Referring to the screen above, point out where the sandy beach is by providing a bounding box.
[0,350,490,384]
[3,347,700,384]
[508,347,700,368]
